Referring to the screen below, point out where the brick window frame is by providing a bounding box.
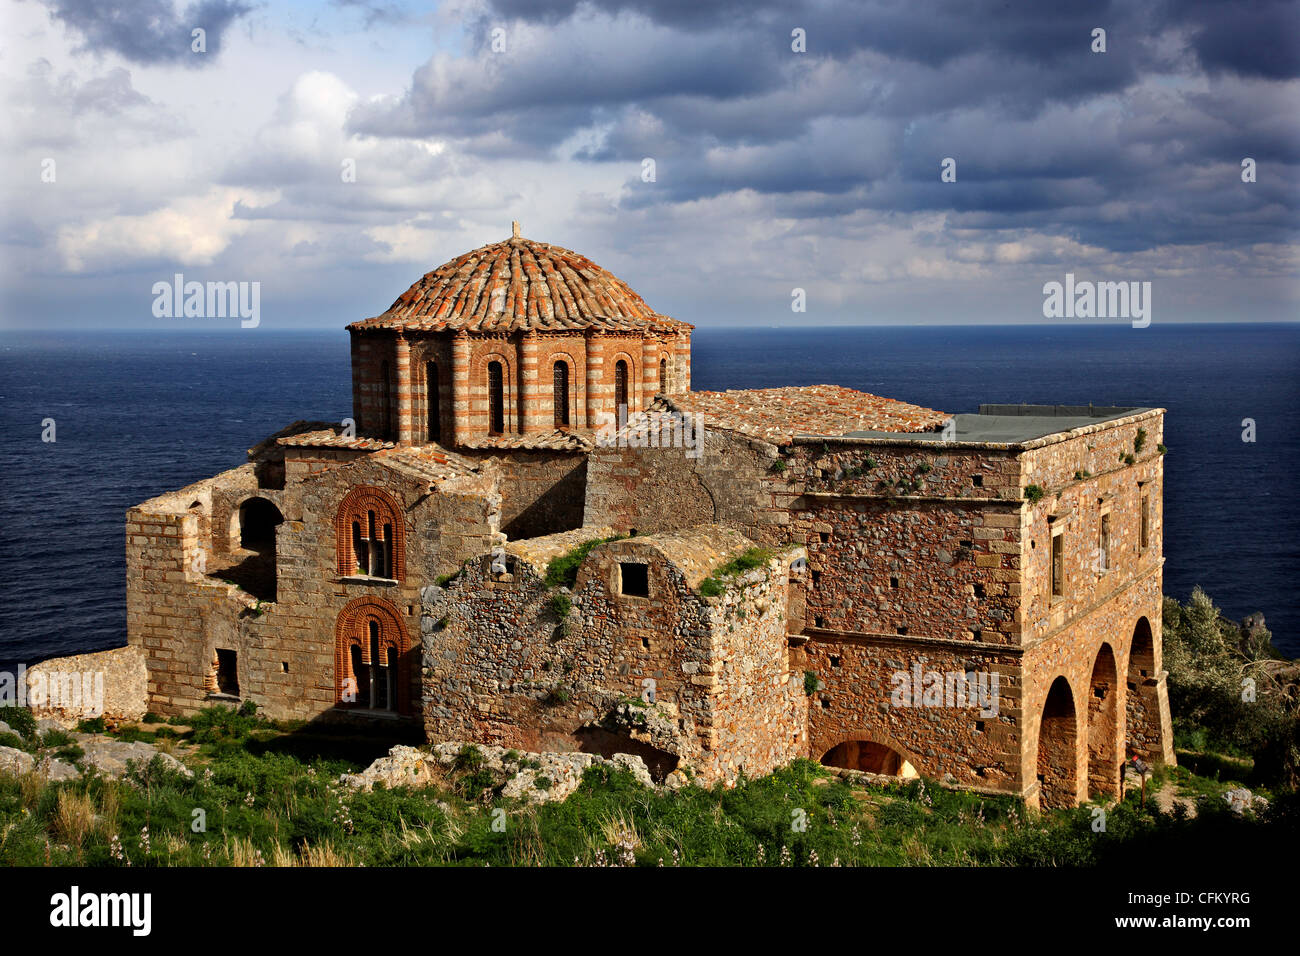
[334,596,411,714]
[335,485,406,581]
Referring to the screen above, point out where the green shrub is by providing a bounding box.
[40,729,73,749]
[55,745,84,763]
[803,671,820,696]
[0,732,25,751]
[0,707,37,740]
[142,712,164,724]
[546,593,573,620]
[545,534,627,589]
[1023,484,1045,504]
[75,717,106,735]
[698,547,774,596]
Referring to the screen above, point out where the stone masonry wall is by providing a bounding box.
[421,530,806,783]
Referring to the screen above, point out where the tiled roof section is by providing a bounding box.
[347,235,692,335]
[371,444,481,484]
[456,430,595,452]
[277,428,396,451]
[660,386,948,444]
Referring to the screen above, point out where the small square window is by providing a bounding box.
[897,625,909,635]
[819,531,830,543]
[973,583,986,599]
[820,697,831,709]
[830,655,841,668]
[619,562,649,597]
[890,576,899,588]
[641,636,651,650]
[814,615,824,628]
[281,661,289,673]
[811,569,821,585]
[971,474,983,487]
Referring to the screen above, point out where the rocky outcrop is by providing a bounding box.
[339,742,661,805]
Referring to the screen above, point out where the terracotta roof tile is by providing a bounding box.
[347,233,692,335]
[456,430,594,452]
[660,386,948,445]
[277,429,396,451]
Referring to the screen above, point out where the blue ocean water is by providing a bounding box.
[0,323,1296,661]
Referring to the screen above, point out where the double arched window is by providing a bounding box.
[335,597,409,714]
[335,486,405,581]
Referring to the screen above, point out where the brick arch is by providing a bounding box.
[335,485,406,580]
[334,596,412,714]
[818,732,920,777]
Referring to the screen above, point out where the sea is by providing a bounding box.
[1,322,1296,662]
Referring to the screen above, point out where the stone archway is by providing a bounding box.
[1126,616,1163,761]
[1036,676,1079,808]
[820,737,918,778]
[1087,644,1121,799]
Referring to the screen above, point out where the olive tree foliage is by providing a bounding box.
[1162,588,1299,787]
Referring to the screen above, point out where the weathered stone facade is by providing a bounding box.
[102,230,1175,799]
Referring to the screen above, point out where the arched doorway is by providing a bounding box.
[1087,644,1120,799]
[225,497,282,602]
[1036,676,1078,808]
[821,739,918,777]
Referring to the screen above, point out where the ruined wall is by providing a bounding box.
[583,427,782,543]
[457,449,587,540]
[421,532,806,782]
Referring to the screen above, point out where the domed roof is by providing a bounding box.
[348,226,690,335]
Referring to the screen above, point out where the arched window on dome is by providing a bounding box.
[426,361,441,443]
[380,360,393,440]
[488,361,505,434]
[659,357,667,391]
[553,360,570,427]
[614,359,629,413]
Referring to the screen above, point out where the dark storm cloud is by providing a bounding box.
[36,0,252,65]
[350,0,1299,253]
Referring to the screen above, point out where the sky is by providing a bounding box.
[0,0,1296,330]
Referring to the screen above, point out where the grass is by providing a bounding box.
[544,534,627,589]
[1,721,1290,867]
[698,547,775,597]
